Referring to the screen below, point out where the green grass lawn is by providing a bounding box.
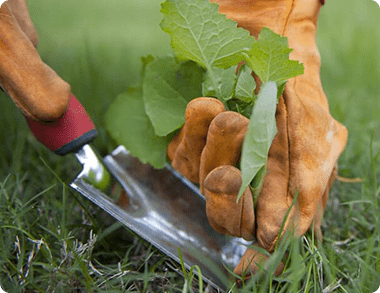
[1,0,380,292]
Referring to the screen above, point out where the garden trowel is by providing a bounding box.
[25,94,250,291]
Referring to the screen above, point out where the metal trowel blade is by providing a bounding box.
[70,145,250,291]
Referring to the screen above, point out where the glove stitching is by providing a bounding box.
[281,0,295,37]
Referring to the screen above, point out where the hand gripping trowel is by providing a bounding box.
[25,94,250,291]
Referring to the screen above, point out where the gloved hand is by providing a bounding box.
[0,0,70,121]
[168,0,348,278]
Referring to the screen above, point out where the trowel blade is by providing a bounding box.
[71,145,250,291]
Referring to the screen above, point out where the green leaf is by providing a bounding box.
[160,0,254,69]
[225,64,256,117]
[276,80,287,99]
[251,164,267,205]
[238,81,278,198]
[202,66,236,100]
[105,88,171,169]
[234,63,256,102]
[142,57,204,136]
[244,27,304,83]
[141,54,155,77]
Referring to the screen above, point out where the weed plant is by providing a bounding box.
[0,0,379,292]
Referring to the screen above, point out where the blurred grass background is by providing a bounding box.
[0,0,379,291]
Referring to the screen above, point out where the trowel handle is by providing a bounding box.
[25,94,97,155]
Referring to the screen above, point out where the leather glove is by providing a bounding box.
[0,0,70,121]
[168,0,348,278]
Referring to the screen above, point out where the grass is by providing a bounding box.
[1,0,380,292]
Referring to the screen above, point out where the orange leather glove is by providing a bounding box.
[0,0,70,121]
[168,0,347,278]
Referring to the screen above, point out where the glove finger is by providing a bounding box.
[7,0,38,47]
[203,165,255,241]
[167,97,225,183]
[233,245,284,278]
[199,111,249,194]
[0,2,71,121]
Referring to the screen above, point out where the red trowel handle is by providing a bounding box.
[25,94,97,155]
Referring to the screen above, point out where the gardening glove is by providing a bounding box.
[0,0,71,121]
[168,99,256,240]
[168,0,348,278]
